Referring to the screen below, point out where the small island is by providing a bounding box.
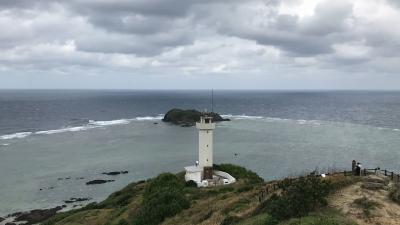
[162,108,230,127]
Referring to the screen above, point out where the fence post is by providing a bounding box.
[363,169,366,176]
[385,170,387,176]
[344,171,347,176]
[398,174,400,183]
[391,172,394,180]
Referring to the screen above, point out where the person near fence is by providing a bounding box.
[355,162,361,176]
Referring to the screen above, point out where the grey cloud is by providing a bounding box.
[69,0,196,17]
[0,0,400,90]
[76,30,193,56]
[299,1,353,35]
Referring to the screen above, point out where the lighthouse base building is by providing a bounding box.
[184,114,236,187]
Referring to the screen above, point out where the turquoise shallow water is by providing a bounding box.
[0,116,399,216]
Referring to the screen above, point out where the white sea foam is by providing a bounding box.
[264,117,290,122]
[1,116,164,139]
[0,132,32,140]
[89,119,130,126]
[222,114,263,119]
[221,114,323,126]
[394,129,399,131]
[297,120,307,125]
[1,143,10,146]
[35,126,90,135]
[135,116,163,121]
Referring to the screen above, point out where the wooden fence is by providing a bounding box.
[258,167,400,203]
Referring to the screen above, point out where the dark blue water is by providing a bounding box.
[1,90,400,136]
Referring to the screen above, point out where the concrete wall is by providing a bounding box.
[214,170,236,184]
[185,171,202,183]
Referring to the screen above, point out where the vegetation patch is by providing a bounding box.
[236,213,277,225]
[132,173,190,225]
[281,215,355,225]
[262,176,332,221]
[389,185,400,204]
[220,215,241,225]
[353,196,381,217]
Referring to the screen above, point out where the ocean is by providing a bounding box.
[0,90,400,216]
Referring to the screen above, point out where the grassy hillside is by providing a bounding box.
[43,165,362,225]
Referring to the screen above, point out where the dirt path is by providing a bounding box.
[329,175,400,225]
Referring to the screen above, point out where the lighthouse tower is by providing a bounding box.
[184,111,236,187]
[196,114,215,179]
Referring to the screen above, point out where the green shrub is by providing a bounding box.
[132,173,190,225]
[236,213,278,225]
[220,215,241,225]
[117,219,129,225]
[264,176,332,221]
[389,185,400,204]
[284,216,353,225]
[236,184,253,193]
[143,173,185,198]
[218,186,235,193]
[214,164,263,184]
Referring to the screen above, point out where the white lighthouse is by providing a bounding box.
[184,113,236,187]
[196,115,215,169]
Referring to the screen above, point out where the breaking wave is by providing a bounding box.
[221,114,263,119]
[0,132,32,140]
[89,119,130,126]
[0,115,164,140]
[222,114,320,125]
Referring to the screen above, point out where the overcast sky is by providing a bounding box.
[0,0,399,89]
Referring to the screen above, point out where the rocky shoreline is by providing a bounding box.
[2,206,65,225]
[0,170,130,225]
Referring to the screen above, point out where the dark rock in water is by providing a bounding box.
[76,177,85,180]
[102,171,121,176]
[64,197,92,204]
[180,123,192,127]
[153,122,158,124]
[14,206,64,224]
[102,171,129,176]
[5,222,16,225]
[7,212,22,218]
[0,217,4,222]
[86,179,114,185]
[162,108,230,126]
